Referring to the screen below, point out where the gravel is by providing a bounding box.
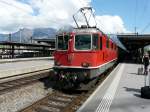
[0,81,53,112]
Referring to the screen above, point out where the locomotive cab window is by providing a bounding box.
[75,34,91,50]
[57,35,69,50]
[92,34,99,50]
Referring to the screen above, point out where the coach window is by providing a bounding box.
[106,39,109,48]
[100,36,102,50]
[92,34,99,50]
[114,44,116,50]
[111,43,113,49]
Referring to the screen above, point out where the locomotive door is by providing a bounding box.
[102,35,107,62]
[93,33,103,65]
[99,35,103,63]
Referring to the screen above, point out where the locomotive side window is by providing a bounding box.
[92,34,99,50]
[57,35,69,50]
[114,44,116,50]
[75,34,91,50]
[115,44,117,50]
[106,39,109,48]
[111,42,113,49]
[100,36,102,50]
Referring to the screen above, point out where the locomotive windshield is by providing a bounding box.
[57,35,69,50]
[75,34,91,50]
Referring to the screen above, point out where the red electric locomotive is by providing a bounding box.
[53,7,118,88]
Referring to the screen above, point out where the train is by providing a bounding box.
[53,7,118,89]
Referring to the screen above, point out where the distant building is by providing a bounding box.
[33,38,56,49]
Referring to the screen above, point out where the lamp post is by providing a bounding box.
[8,33,11,42]
[20,28,22,43]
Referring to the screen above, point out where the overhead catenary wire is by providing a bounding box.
[133,0,150,34]
[141,22,150,33]
[134,0,138,33]
[0,0,30,13]
[0,0,72,27]
[140,0,150,33]
[143,0,148,15]
[0,1,69,32]
[138,0,148,28]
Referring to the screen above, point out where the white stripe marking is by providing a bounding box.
[77,64,120,112]
[54,58,117,69]
[95,64,125,112]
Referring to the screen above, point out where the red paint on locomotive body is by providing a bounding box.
[54,28,118,69]
[53,7,118,89]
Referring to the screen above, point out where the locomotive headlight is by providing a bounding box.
[55,60,61,66]
[81,62,90,67]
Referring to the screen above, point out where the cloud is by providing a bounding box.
[96,15,128,34]
[0,0,33,33]
[0,0,128,34]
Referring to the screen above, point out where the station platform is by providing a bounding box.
[0,57,53,63]
[0,59,54,80]
[77,63,150,112]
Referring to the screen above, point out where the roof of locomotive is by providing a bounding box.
[108,34,127,51]
[73,27,101,34]
[57,26,103,35]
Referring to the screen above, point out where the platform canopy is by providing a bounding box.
[117,34,150,51]
[108,34,127,51]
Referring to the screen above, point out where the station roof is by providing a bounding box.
[108,34,127,51]
[33,38,55,42]
[0,41,51,47]
[117,34,150,51]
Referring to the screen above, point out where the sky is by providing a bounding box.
[0,0,149,34]
[92,0,150,34]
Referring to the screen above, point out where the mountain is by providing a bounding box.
[0,28,57,43]
[33,28,56,39]
[12,28,33,43]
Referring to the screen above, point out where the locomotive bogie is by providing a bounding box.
[54,68,90,82]
[53,58,116,89]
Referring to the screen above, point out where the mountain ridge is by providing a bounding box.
[0,28,57,42]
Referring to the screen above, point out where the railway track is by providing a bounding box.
[19,79,103,112]
[19,65,115,112]
[20,91,83,112]
[0,69,52,95]
[0,63,116,112]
